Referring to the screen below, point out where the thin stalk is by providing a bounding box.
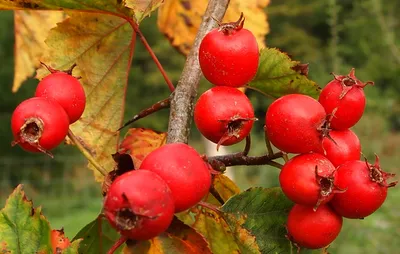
[68,130,108,176]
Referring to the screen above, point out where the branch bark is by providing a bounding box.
[167,0,230,144]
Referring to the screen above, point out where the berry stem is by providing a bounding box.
[166,0,230,144]
[266,161,284,169]
[117,97,171,131]
[243,135,251,156]
[210,185,226,204]
[198,201,221,214]
[282,153,289,163]
[67,130,108,177]
[263,126,274,156]
[128,21,175,92]
[107,235,128,254]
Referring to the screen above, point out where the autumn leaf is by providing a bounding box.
[33,12,135,182]
[0,185,53,253]
[124,0,164,23]
[157,0,270,55]
[13,10,66,92]
[190,207,261,254]
[249,48,321,99]
[124,218,211,253]
[119,128,167,169]
[5,0,167,182]
[0,0,129,15]
[221,187,294,254]
[73,215,122,254]
[212,174,241,202]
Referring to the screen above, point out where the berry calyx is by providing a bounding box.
[319,68,373,130]
[199,13,259,87]
[139,143,212,213]
[36,62,86,124]
[103,170,175,240]
[194,86,256,150]
[330,155,398,219]
[279,153,344,210]
[11,97,70,156]
[286,204,343,250]
[217,12,245,35]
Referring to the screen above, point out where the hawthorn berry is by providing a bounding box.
[330,156,397,219]
[194,86,256,149]
[139,143,211,213]
[199,13,259,87]
[320,129,361,167]
[103,170,175,240]
[265,94,326,154]
[11,97,69,155]
[319,68,373,130]
[279,153,343,209]
[35,64,86,124]
[287,204,343,250]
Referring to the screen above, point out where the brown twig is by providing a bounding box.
[166,0,231,144]
[207,151,283,168]
[117,97,170,131]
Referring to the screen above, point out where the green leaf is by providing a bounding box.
[124,217,212,253]
[37,12,134,182]
[62,240,82,254]
[72,215,122,254]
[249,48,321,99]
[124,0,164,23]
[0,184,53,253]
[191,208,261,254]
[221,187,294,254]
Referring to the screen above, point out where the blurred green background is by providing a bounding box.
[0,0,399,253]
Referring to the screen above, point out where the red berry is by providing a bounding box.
[139,143,211,212]
[319,68,373,130]
[280,153,342,209]
[265,94,326,154]
[194,86,255,149]
[51,229,70,253]
[287,204,343,250]
[199,14,259,87]
[35,72,86,124]
[103,170,175,240]
[11,97,69,155]
[320,129,361,167]
[330,156,397,219]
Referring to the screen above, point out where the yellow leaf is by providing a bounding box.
[124,0,165,23]
[212,174,241,202]
[38,12,135,182]
[119,128,167,169]
[157,0,270,55]
[13,10,66,92]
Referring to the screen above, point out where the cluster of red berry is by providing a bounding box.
[11,64,86,156]
[103,143,212,240]
[195,13,259,148]
[265,69,398,250]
